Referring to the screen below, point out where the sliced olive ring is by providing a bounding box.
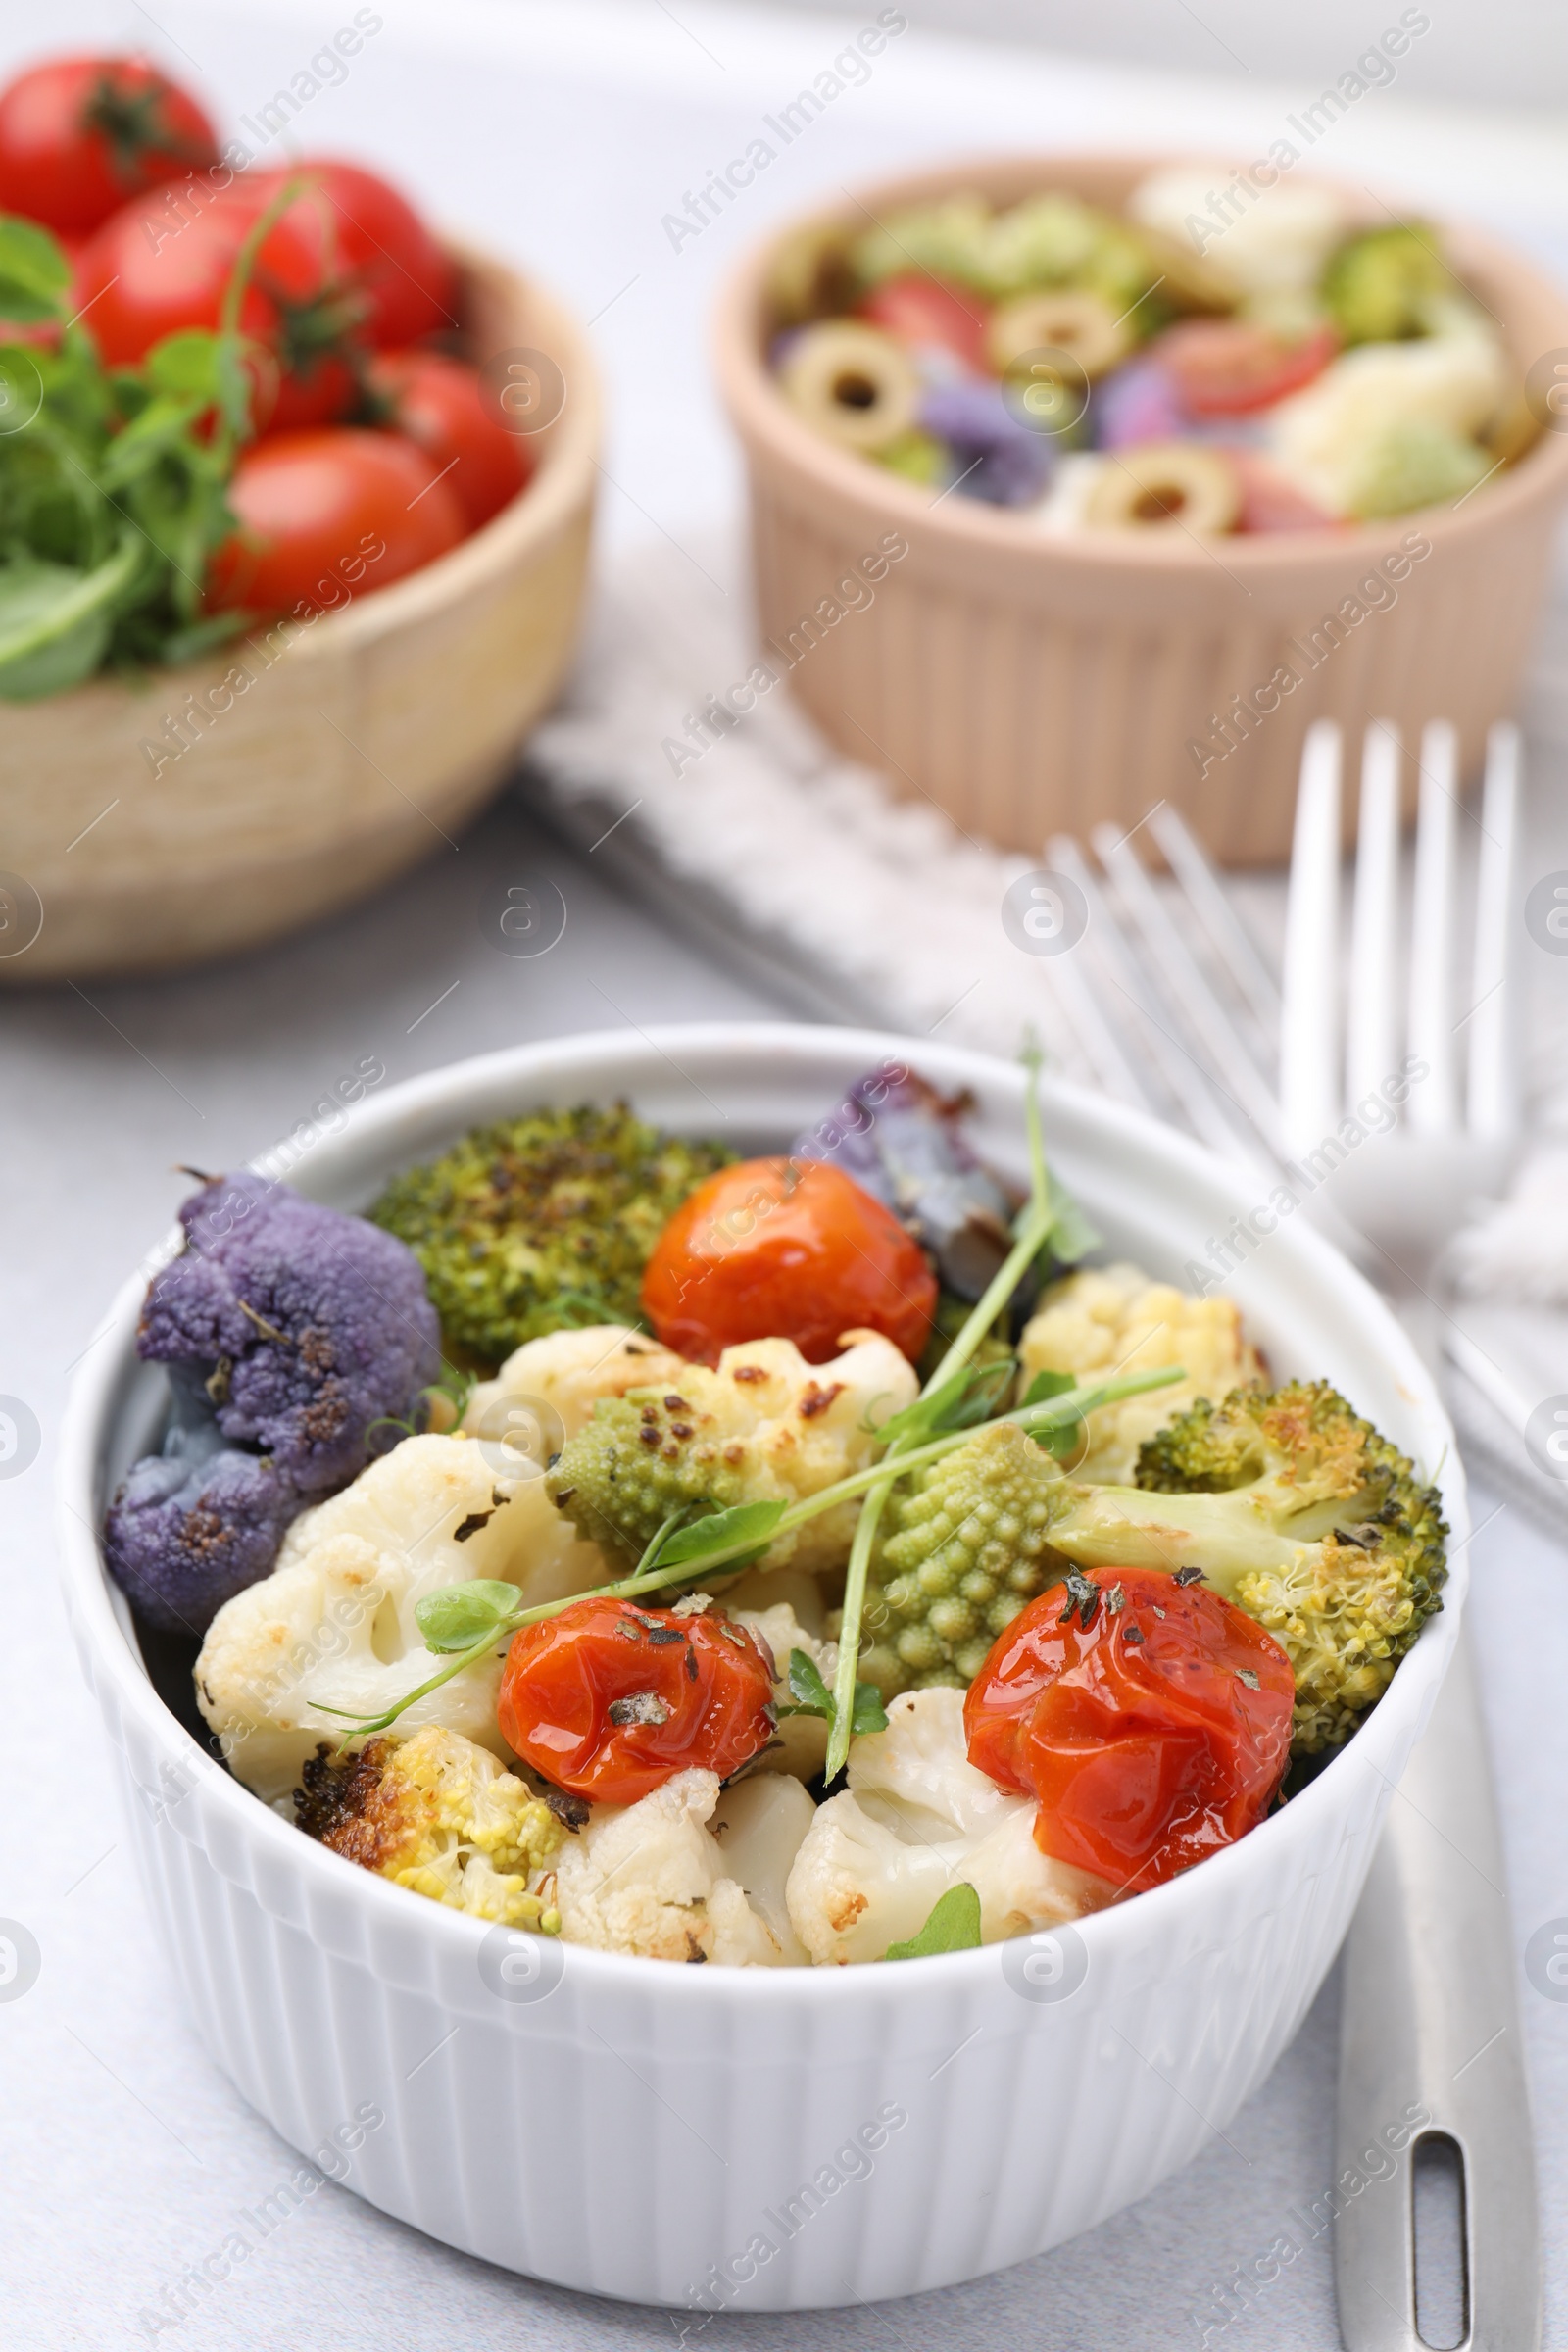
[778,321,922,453]
[1083,444,1241,535]
[988,290,1133,381]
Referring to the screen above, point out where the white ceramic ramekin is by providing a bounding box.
[56,1024,1465,2311]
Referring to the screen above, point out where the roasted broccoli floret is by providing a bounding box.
[1054,1381,1447,1751]
[296,1724,566,1927]
[545,1332,918,1574]
[1322,223,1451,345]
[368,1103,730,1370]
[105,1172,441,1634]
[859,1421,1069,1693]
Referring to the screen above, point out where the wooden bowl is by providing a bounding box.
[0,243,598,981]
[714,155,1568,863]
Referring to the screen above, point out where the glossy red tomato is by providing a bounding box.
[964,1566,1295,1892]
[368,349,532,530]
[1156,319,1338,416]
[0,55,219,237]
[75,180,361,429]
[206,427,466,614]
[497,1594,776,1804]
[246,160,456,348]
[860,272,991,373]
[642,1156,938,1368]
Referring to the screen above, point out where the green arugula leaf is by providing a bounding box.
[882,1884,983,1960]
[650,1498,786,1570]
[0,541,141,701]
[1020,1369,1076,1407]
[1042,1190,1100,1267]
[850,1680,890,1736]
[871,1359,1015,1450]
[784,1647,832,1713]
[0,216,70,323]
[415,1580,522,1653]
[776,1648,889,1740]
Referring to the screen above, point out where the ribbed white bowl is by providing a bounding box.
[56,1024,1465,2310]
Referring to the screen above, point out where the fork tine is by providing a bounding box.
[1346,723,1402,1112]
[1050,833,1273,1172]
[1024,841,1158,1111]
[1280,720,1344,1154]
[1466,721,1521,1140]
[1407,720,1460,1135]
[1147,803,1281,1032]
[1090,820,1288,1155]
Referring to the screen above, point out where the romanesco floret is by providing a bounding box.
[295,1724,565,1927]
[859,1420,1068,1695]
[1051,1379,1447,1751]
[545,1331,917,1572]
[368,1104,730,1370]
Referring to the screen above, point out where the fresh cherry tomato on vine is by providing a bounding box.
[642,1156,938,1367]
[859,272,992,374]
[496,1594,776,1805]
[76,180,363,430]
[1154,318,1338,416]
[206,427,466,614]
[246,159,456,349]
[0,55,219,237]
[368,349,532,530]
[964,1566,1295,1892]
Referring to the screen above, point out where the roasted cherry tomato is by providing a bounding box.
[964,1566,1295,1892]
[246,159,457,349]
[497,1594,776,1804]
[1155,319,1337,417]
[207,427,466,614]
[0,55,219,237]
[76,180,362,430]
[642,1156,938,1368]
[859,272,992,374]
[368,349,532,530]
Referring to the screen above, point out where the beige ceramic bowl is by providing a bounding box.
[0,243,598,982]
[714,154,1568,863]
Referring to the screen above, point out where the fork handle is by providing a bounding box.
[1335,1626,1541,2350]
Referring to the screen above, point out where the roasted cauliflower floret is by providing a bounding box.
[785,1690,1117,1965]
[545,1330,918,1571]
[728,1594,840,1780]
[295,1724,564,1927]
[554,1769,800,1965]
[195,1433,611,1804]
[1017,1261,1263,1482]
[858,1420,1068,1697]
[465,1324,688,1449]
[1266,320,1504,518]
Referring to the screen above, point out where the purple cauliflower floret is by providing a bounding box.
[1093,357,1189,451]
[105,1369,302,1634]
[104,1173,442,1635]
[917,380,1053,508]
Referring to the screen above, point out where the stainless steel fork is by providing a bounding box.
[1051,721,1541,2352]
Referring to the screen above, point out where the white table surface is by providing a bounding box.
[2,7,1567,2347]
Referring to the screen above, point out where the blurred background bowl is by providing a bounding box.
[714,153,1568,863]
[0,242,598,984]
